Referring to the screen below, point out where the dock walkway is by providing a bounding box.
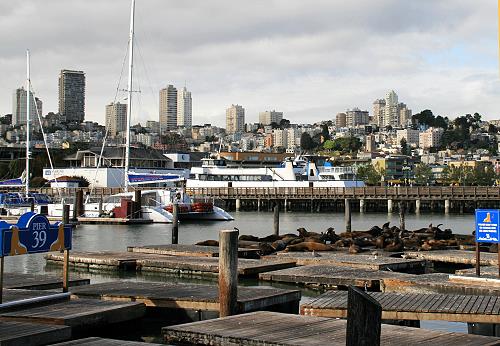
[405,250,498,266]
[4,273,89,290]
[128,244,260,258]
[300,291,500,323]
[0,320,70,346]
[163,311,500,345]
[51,337,162,345]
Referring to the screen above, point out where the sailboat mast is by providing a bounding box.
[124,0,135,192]
[25,49,30,194]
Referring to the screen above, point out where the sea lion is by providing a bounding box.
[271,239,287,251]
[285,242,334,252]
[384,231,404,252]
[348,243,362,254]
[9,226,27,256]
[259,234,281,242]
[50,224,66,251]
[239,235,259,242]
[259,242,276,256]
[196,240,219,246]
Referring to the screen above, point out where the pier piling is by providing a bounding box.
[345,199,351,232]
[399,201,405,231]
[219,229,238,317]
[274,201,280,236]
[63,204,70,225]
[346,286,381,346]
[172,204,179,245]
[134,189,142,219]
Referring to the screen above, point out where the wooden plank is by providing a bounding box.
[405,250,498,266]
[128,244,260,259]
[163,311,500,346]
[0,320,71,346]
[51,337,162,345]
[3,273,89,290]
[0,299,146,332]
[70,281,300,314]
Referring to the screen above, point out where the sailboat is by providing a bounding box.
[47,0,233,222]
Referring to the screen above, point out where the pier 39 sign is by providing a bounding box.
[476,209,500,243]
[0,212,72,256]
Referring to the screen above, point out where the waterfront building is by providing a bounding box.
[346,108,369,127]
[419,127,444,149]
[397,129,420,146]
[159,85,177,132]
[12,87,42,126]
[177,86,192,128]
[58,69,85,123]
[226,104,245,134]
[259,110,283,126]
[105,102,127,137]
[335,112,347,128]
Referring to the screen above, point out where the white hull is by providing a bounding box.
[186,180,364,188]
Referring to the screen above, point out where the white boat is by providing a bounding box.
[187,156,365,188]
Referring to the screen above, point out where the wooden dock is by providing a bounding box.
[128,244,260,259]
[77,217,153,225]
[300,290,500,323]
[4,272,89,290]
[455,266,500,278]
[267,252,427,272]
[0,298,145,333]
[162,311,500,345]
[0,320,71,346]
[70,281,301,319]
[45,251,295,276]
[51,337,162,345]
[405,250,498,266]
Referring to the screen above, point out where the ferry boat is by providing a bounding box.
[187,156,364,188]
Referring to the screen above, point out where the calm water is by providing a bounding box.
[5,211,475,333]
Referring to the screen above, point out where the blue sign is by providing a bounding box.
[0,212,72,257]
[475,209,500,243]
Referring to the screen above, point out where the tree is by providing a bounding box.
[413,163,433,185]
[323,140,335,151]
[400,138,410,156]
[321,124,330,140]
[356,164,382,186]
[300,132,315,151]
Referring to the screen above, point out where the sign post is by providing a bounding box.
[475,209,500,277]
[0,212,72,302]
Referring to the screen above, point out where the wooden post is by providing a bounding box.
[346,286,382,346]
[172,203,179,244]
[476,242,481,277]
[273,201,280,236]
[75,190,84,218]
[219,229,238,317]
[63,204,70,225]
[62,250,69,293]
[345,198,351,232]
[134,189,142,219]
[29,198,35,212]
[0,257,3,304]
[399,201,405,231]
[498,244,500,278]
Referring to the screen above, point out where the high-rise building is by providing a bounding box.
[58,70,85,123]
[159,85,177,132]
[259,110,283,126]
[398,103,412,127]
[335,113,347,128]
[177,86,192,128]
[226,104,245,134]
[396,129,420,146]
[365,134,376,153]
[345,108,369,127]
[12,87,42,126]
[419,127,444,149]
[372,99,385,127]
[105,102,127,137]
[272,129,288,148]
[384,90,399,128]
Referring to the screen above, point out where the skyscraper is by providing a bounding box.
[105,102,127,137]
[159,85,177,132]
[384,90,399,128]
[177,86,192,128]
[372,99,385,127]
[12,87,42,126]
[58,70,85,123]
[259,110,283,126]
[226,104,245,134]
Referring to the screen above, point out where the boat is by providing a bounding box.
[187,155,364,188]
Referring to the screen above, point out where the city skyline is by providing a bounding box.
[0,1,498,128]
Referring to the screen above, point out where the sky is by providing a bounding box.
[0,0,499,127]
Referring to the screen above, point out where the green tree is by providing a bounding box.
[356,164,382,186]
[414,163,433,185]
[400,138,409,156]
[323,140,335,151]
[300,132,315,151]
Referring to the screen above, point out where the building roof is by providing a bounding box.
[64,146,172,163]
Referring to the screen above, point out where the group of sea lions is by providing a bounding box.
[196,222,474,256]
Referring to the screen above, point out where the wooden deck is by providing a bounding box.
[128,244,260,259]
[0,299,145,333]
[70,281,301,315]
[162,311,500,345]
[45,251,295,276]
[4,272,89,290]
[51,337,162,345]
[455,266,500,278]
[0,320,71,346]
[405,250,498,266]
[301,291,500,323]
[268,252,427,272]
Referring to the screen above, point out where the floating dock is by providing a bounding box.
[267,252,427,272]
[128,244,260,259]
[0,320,71,346]
[45,251,296,276]
[162,311,500,345]
[51,337,162,345]
[301,291,500,324]
[4,272,89,290]
[70,281,301,322]
[405,250,498,266]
